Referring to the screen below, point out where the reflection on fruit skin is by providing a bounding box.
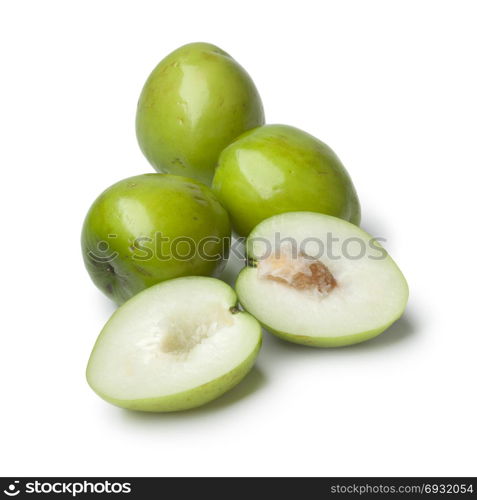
[212,124,361,236]
[136,42,265,185]
[81,174,231,304]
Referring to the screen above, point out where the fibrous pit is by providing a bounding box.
[136,305,234,360]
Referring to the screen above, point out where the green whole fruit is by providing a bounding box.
[81,174,231,304]
[136,42,265,185]
[212,124,361,236]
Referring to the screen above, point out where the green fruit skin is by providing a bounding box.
[251,314,403,348]
[212,124,361,236]
[81,174,231,304]
[87,328,261,412]
[136,42,265,185]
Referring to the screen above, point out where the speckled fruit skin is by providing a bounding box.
[212,124,361,236]
[136,42,265,185]
[81,174,231,304]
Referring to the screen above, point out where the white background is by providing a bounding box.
[1,0,476,477]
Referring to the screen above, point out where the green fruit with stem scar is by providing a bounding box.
[136,42,265,185]
[81,174,231,304]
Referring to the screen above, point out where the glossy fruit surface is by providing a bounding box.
[136,42,265,185]
[81,174,230,304]
[212,124,361,236]
[236,212,408,346]
[87,277,262,412]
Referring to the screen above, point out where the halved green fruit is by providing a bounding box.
[87,277,262,412]
[236,212,408,347]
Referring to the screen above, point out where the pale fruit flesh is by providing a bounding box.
[236,212,408,347]
[87,277,262,411]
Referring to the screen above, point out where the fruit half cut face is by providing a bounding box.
[87,277,262,412]
[236,212,409,347]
